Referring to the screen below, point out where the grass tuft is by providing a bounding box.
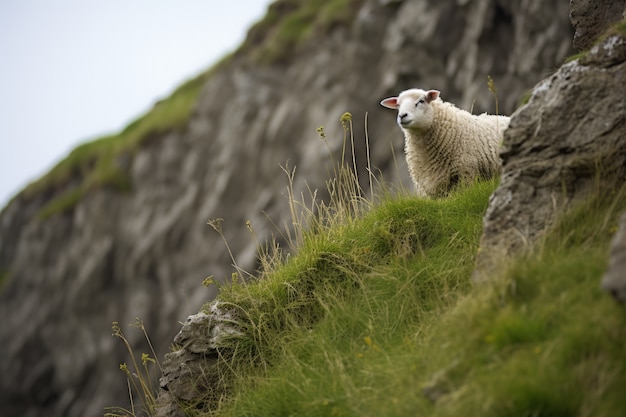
[106,319,162,417]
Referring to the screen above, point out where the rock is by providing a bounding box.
[570,0,625,50]
[474,27,626,281]
[602,213,626,303]
[155,302,243,416]
[173,303,244,353]
[0,1,575,415]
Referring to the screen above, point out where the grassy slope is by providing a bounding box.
[9,0,359,220]
[196,176,626,417]
[238,0,361,65]
[15,63,221,220]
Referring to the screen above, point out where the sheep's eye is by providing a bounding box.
[416,99,425,106]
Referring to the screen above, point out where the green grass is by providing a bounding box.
[189,175,626,417]
[0,269,10,289]
[18,60,226,219]
[106,319,162,417]
[102,5,626,414]
[216,183,494,414]
[599,16,626,40]
[11,0,362,217]
[106,107,626,416]
[237,0,362,65]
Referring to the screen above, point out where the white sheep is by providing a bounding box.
[380,88,510,197]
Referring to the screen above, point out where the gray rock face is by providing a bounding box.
[570,0,625,50]
[475,27,626,281]
[0,1,574,416]
[602,213,626,303]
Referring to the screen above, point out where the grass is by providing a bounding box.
[204,110,626,416]
[210,179,477,413]
[106,319,162,417]
[0,269,10,289]
[418,192,626,417]
[597,16,626,41]
[17,59,227,220]
[9,0,364,218]
[109,105,626,416]
[206,179,626,417]
[103,7,626,414]
[109,103,626,416]
[212,180,497,416]
[237,0,362,65]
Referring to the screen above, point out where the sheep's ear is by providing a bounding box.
[426,90,440,102]
[380,97,399,109]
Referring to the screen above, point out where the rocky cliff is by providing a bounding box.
[475,0,626,279]
[0,1,575,416]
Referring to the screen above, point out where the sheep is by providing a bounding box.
[380,88,510,197]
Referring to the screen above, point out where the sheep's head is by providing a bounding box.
[380,89,440,130]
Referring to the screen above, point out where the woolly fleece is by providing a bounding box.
[382,89,510,197]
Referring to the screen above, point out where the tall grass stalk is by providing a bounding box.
[272,112,378,257]
[106,319,162,417]
[487,75,500,116]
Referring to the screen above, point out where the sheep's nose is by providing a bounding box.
[398,113,408,123]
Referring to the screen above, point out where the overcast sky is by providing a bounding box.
[0,0,272,208]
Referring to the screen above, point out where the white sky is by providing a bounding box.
[0,0,273,208]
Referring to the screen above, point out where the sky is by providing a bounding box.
[0,0,273,208]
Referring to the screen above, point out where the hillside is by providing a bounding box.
[2,1,624,416]
[153,2,626,415]
[149,177,626,416]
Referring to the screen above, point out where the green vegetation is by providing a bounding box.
[0,270,10,289]
[564,50,588,64]
[22,60,226,220]
[517,89,532,107]
[103,5,626,415]
[208,180,497,415]
[238,0,362,64]
[110,105,626,416]
[37,188,85,220]
[120,111,623,416]
[106,319,162,417]
[204,177,625,417]
[203,180,624,417]
[12,0,365,218]
[599,16,626,40]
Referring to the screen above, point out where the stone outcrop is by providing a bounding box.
[570,0,625,50]
[0,1,574,416]
[155,302,244,417]
[475,10,626,280]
